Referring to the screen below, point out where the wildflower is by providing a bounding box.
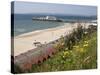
[76,47,84,53]
[80,48,84,52]
[73,45,79,48]
[64,51,69,56]
[69,50,72,53]
[65,48,68,50]
[84,41,88,44]
[83,44,88,47]
[84,41,87,43]
[63,56,65,58]
[84,31,88,34]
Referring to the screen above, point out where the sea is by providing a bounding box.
[12,14,96,36]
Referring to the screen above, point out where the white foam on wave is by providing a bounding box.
[16,28,26,32]
[15,23,71,38]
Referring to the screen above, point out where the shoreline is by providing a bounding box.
[15,23,72,38]
[14,22,91,57]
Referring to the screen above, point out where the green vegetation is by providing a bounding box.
[29,25,97,72]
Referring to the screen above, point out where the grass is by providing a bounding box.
[30,31,97,72]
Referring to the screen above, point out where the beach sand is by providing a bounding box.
[13,23,90,56]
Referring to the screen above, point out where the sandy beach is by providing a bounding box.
[14,23,90,56]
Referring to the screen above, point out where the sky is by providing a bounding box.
[12,1,97,16]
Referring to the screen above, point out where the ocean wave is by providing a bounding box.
[15,28,26,32]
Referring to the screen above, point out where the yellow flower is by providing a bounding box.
[76,47,85,53]
[83,44,88,47]
[80,48,84,52]
[69,50,72,53]
[64,51,69,56]
[63,56,65,58]
[73,45,79,48]
[84,41,87,43]
[84,41,88,44]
